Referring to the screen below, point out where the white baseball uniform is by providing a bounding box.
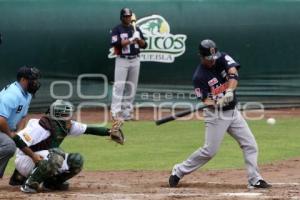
[15,119,87,177]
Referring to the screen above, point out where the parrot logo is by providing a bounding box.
[108,15,187,63]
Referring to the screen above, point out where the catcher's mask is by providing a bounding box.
[48,99,74,120]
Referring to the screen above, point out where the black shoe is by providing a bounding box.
[169,175,180,187]
[43,181,69,191]
[249,180,272,189]
[9,169,26,186]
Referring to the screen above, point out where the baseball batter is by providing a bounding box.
[110,8,147,121]
[9,100,124,193]
[169,39,271,189]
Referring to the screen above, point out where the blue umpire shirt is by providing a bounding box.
[0,81,32,131]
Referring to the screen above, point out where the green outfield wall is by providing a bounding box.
[0,0,299,108]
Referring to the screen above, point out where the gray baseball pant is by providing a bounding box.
[111,56,140,118]
[172,107,263,185]
[0,132,16,178]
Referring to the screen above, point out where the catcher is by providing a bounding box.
[9,99,124,193]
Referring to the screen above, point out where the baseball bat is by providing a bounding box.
[155,104,209,126]
[131,13,137,31]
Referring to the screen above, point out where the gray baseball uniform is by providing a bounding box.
[171,51,264,186]
[110,9,147,120]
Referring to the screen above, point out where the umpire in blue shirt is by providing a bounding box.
[0,66,42,178]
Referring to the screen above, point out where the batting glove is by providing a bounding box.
[217,89,234,107]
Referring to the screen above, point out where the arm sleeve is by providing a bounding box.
[0,94,16,119]
[17,119,50,146]
[193,77,210,101]
[84,125,110,136]
[223,54,240,71]
[68,121,88,136]
[110,27,121,48]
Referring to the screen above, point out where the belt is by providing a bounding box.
[120,55,139,60]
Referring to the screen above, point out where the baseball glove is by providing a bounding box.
[110,119,125,145]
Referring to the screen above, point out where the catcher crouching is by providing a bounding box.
[9,99,125,193]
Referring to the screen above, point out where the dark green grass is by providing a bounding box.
[5,118,300,175]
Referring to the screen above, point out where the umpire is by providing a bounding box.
[0,66,42,178]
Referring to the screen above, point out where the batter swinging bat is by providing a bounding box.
[131,13,137,31]
[155,104,209,126]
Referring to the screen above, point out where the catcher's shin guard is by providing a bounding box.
[43,153,83,191]
[22,150,65,193]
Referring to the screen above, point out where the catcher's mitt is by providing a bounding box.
[110,119,125,145]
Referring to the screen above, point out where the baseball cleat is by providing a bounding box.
[20,184,38,193]
[43,181,69,191]
[248,179,272,189]
[169,174,180,187]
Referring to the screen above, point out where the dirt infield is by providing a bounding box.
[0,157,299,200]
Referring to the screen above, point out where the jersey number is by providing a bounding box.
[120,33,131,54]
[225,55,236,65]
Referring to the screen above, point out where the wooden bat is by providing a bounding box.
[131,13,137,31]
[155,104,209,126]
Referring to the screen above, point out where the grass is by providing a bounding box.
[5,118,300,175]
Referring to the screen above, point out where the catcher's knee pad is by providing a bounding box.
[67,153,84,174]
[48,148,66,171]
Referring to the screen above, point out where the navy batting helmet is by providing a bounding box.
[120,8,132,20]
[199,39,221,60]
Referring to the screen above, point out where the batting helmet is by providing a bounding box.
[49,99,74,119]
[120,8,132,20]
[199,39,221,60]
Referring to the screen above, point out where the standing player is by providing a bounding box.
[10,99,124,193]
[0,66,42,178]
[110,8,147,121]
[169,39,271,189]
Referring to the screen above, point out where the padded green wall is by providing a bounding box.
[0,0,300,85]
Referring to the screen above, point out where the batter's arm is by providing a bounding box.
[137,27,147,48]
[227,67,238,90]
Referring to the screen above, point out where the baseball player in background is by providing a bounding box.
[9,99,124,193]
[110,8,147,121]
[169,39,271,189]
[0,66,42,179]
